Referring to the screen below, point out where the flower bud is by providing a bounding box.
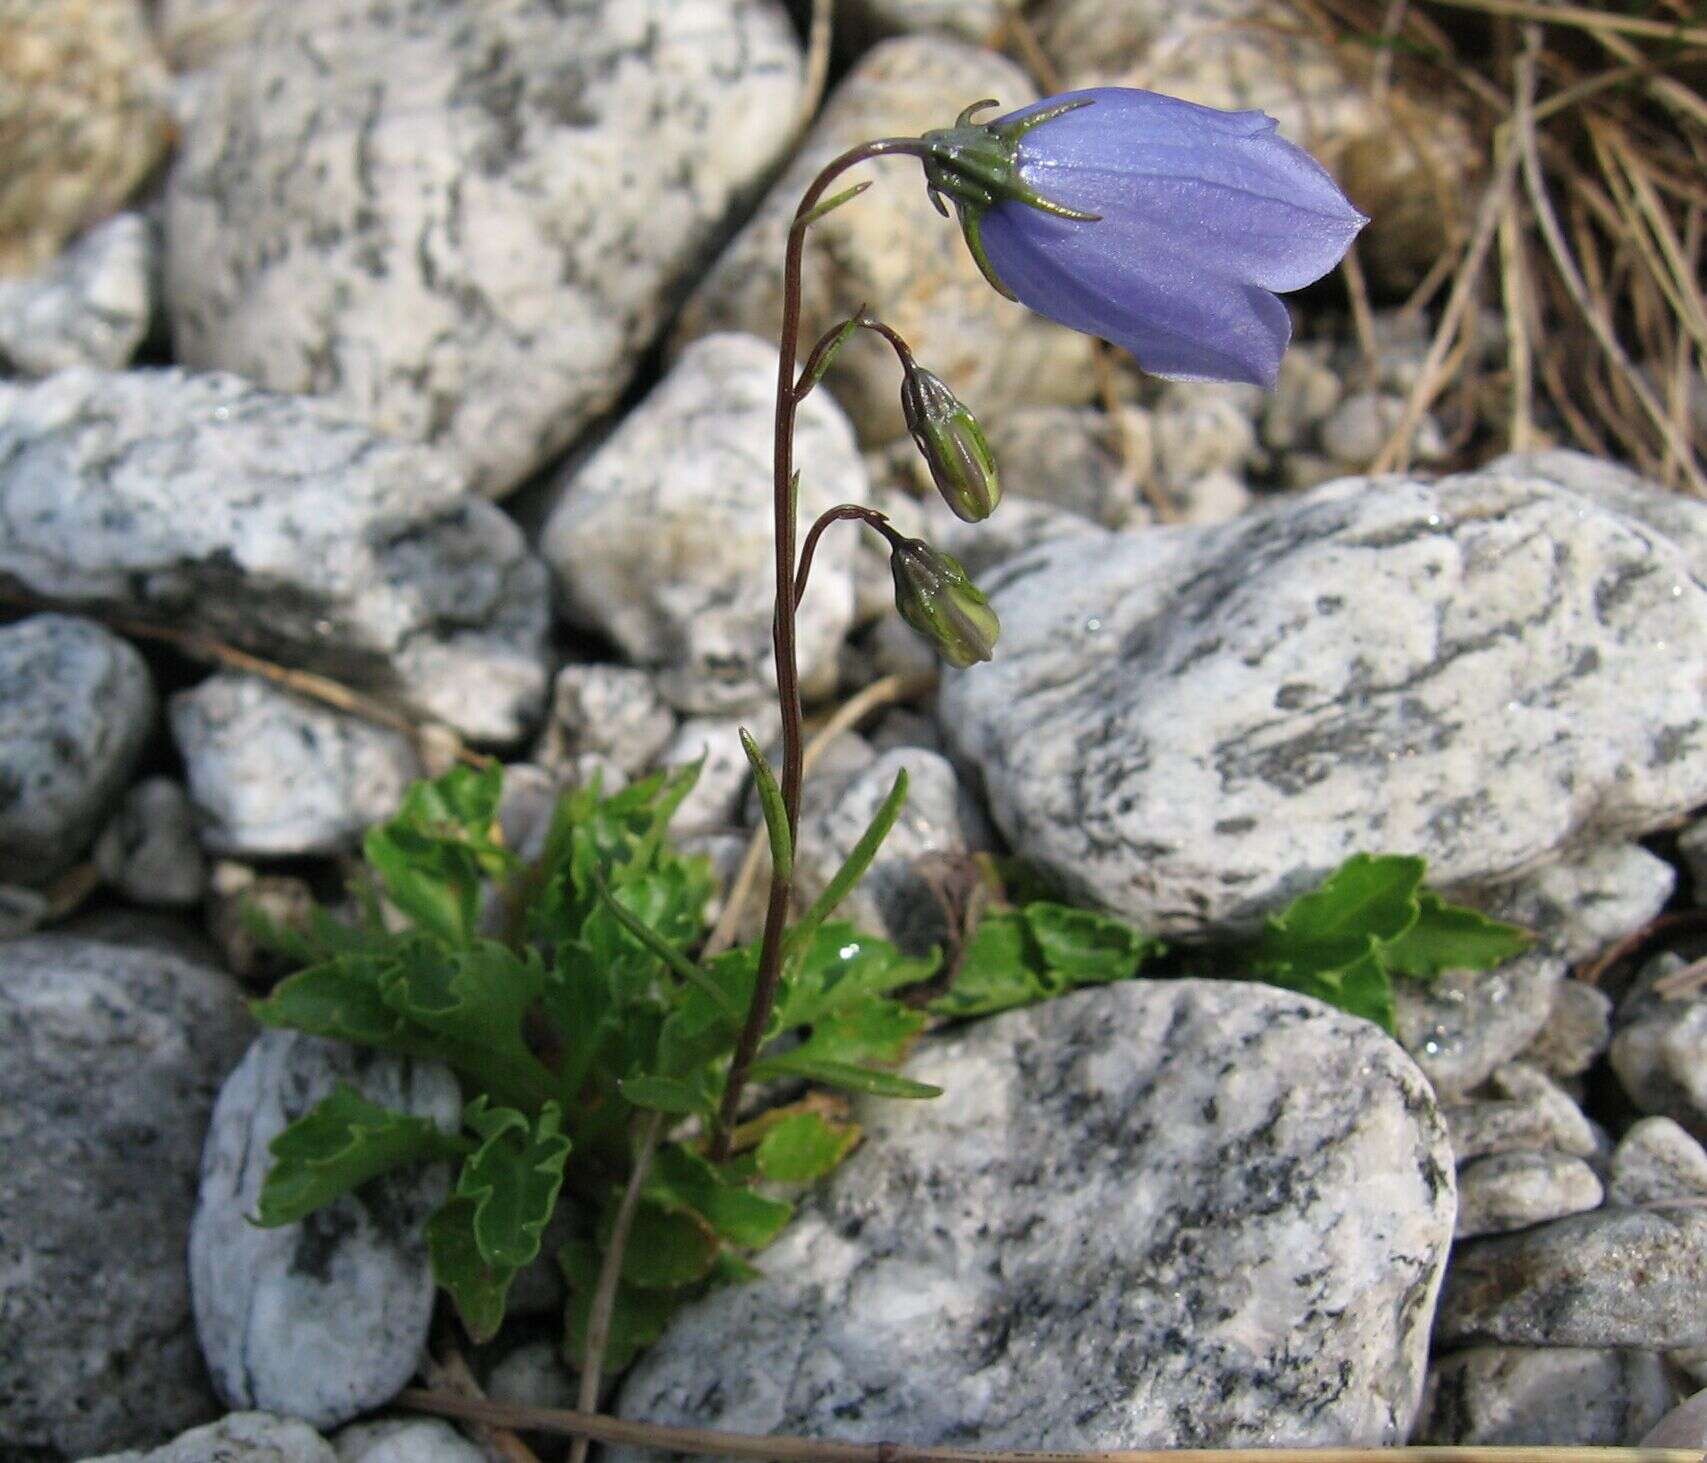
[900,364,1001,523]
[888,536,1000,668]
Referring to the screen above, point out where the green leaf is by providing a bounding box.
[1025,902,1155,985]
[588,868,738,1019]
[560,1240,687,1373]
[929,910,1053,1018]
[740,729,792,884]
[618,1074,713,1117]
[251,951,418,1052]
[1259,853,1425,971]
[1381,891,1532,979]
[752,1053,941,1100]
[456,1099,572,1271]
[255,1084,466,1227]
[755,1111,861,1183]
[774,923,936,1033]
[655,947,753,1078]
[785,771,908,956]
[597,1199,720,1289]
[647,1144,793,1250]
[789,999,925,1068]
[429,1196,515,1343]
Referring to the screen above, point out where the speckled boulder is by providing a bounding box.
[164,0,803,496]
[940,452,1707,936]
[615,979,1454,1451]
[0,211,154,374]
[0,368,550,741]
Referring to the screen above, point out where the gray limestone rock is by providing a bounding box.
[171,673,420,856]
[1643,1388,1707,1449]
[534,664,677,783]
[674,38,1096,446]
[1454,1150,1603,1239]
[0,211,154,376]
[793,746,983,953]
[205,861,318,982]
[1443,1063,1597,1163]
[1523,978,1614,1081]
[1393,953,1568,1100]
[332,1418,486,1463]
[1437,1206,1707,1348]
[1610,957,1707,1135]
[1608,1117,1707,1206]
[615,979,1455,1451]
[660,709,780,837]
[1151,381,1264,502]
[980,404,1154,529]
[841,0,1013,41]
[96,775,209,906]
[164,0,803,497]
[487,1340,580,1413]
[0,612,155,885]
[0,368,551,741]
[0,882,49,939]
[1681,815,1707,894]
[1319,391,1446,468]
[939,454,1707,938]
[543,334,862,714]
[1418,1347,1676,1446]
[88,1412,336,1463]
[190,1030,461,1429]
[0,934,252,1457]
[1476,843,1675,966]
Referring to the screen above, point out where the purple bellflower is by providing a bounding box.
[920,89,1367,388]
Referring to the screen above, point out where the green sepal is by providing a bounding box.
[253,1084,469,1227]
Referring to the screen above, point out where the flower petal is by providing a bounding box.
[1001,87,1366,293]
[981,202,1293,386]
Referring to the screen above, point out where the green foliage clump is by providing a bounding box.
[248,764,1527,1373]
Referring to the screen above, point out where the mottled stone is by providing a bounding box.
[615,980,1454,1451]
[165,0,803,496]
[940,454,1707,938]
[660,709,779,837]
[1642,1388,1707,1449]
[1680,815,1707,893]
[0,368,551,740]
[981,404,1153,529]
[487,1340,580,1412]
[794,746,983,953]
[0,211,153,374]
[1418,1347,1676,1446]
[1612,954,1707,1135]
[544,334,861,714]
[205,861,318,982]
[0,934,252,1457]
[88,1412,337,1463]
[1405,957,1578,1103]
[1437,1207,1707,1349]
[1477,843,1675,966]
[154,0,267,69]
[333,1418,486,1463]
[1443,1063,1597,1163]
[96,775,208,906]
[534,664,677,783]
[0,882,49,938]
[1262,343,1342,453]
[0,0,173,276]
[190,1030,460,1429]
[842,0,1013,42]
[171,673,420,857]
[0,612,155,884]
[676,38,1095,445]
[1608,1117,1707,1206]
[494,761,561,865]
[1522,979,1614,1080]
[1455,1150,1602,1239]
[1320,391,1445,468]
[1151,381,1262,496]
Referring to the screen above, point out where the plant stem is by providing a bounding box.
[794,503,898,610]
[710,136,931,1160]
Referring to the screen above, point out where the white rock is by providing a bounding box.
[1443,1063,1598,1162]
[1478,845,1675,966]
[0,934,252,1457]
[0,212,154,376]
[842,0,1015,41]
[675,37,1096,444]
[616,980,1454,1450]
[940,453,1707,937]
[1419,1347,1676,1446]
[1611,955,1707,1134]
[1320,391,1445,468]
[0,613,155,884]
[0,368,551,741]
[164,0,804,496]
[1609,1117,1707,1206]
[96,775,208,906]
[171,673,420,856]
[88,1412,336,1463]
[543,334,862,714]
[333,1418,486,1463]
[1394,960,1568,1102]
[982,405,1154,529]
[1152,381,1261,487]
[1642,1387,1707,1449]
[660,709,780,837]
[534,664,676,782]
[190,1030,461,1429]
[487,1339,580,1412]
[1455,1150,1603,1239]
[1522,978,1614,1080]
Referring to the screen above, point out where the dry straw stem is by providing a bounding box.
[1298,0,1706,492]
[396,1391,1700,1463]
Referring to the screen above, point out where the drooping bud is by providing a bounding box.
[888,536,1000,668]
[899,364,1001,523]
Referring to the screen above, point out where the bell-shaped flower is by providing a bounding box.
[888,536,1000,668]
[921,89,1367,388]
[900,361,1001,523]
